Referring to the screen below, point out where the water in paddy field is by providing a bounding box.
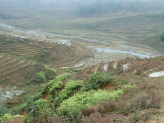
[149,71,164,77]
[0,87,24,102]
[94,47,152,59]
[0,23,160,69]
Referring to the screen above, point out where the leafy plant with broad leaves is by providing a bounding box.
[88,71,116,90]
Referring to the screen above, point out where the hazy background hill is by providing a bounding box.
[0,0,164,53]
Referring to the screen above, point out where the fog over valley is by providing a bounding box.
[0,0,164,122]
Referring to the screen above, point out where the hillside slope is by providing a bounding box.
[0,34,93,66]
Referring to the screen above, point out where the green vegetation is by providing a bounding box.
[0,113,23,122]
[5,38,11,42]
[33,71,46,84]
[29,42,33,46]
[144,34,164,52]
[44,65,56,80]
[1,0,164,122]
[0,102,8,117]
[57,85,136,121]
[31,73,70,101]
[160,32,164,41]
[55,80,83,102]
[0,13,12,20]
[87,72,115,90]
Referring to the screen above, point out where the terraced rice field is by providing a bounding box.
[0,55,30,78]
[0,55,44,89]
[0,43,43,58]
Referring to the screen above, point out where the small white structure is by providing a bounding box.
[123,63,130,71]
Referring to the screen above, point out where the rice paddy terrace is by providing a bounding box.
[0,55,44,86]
[0,23,161,71]
[0,54,45,101]
[78,54,164,82]
[0,33,93,67]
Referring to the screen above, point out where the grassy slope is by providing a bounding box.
[6,54,164,123]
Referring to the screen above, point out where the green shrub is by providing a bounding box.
[121,85,138,93]
[3,113,13,121]
[57,89,124,118]
[0,117,2,122]
[34,99,53,115]
[49,81,63,95]
[32,92,44,101]
[57,85,136,121]
[0,102,8,116]
[34,73,71,102]
[44,65,57,80]
[5,38,11,42]
[64,69,73,73]
[88,72,116,90]
[47,73,70,88]
[24,99,55,123]
[29,43,33,46]
[43,50,49,54]
[57,80,83,101]
[33,71,46,84]
[160,32,164,41]
[2,113,24,122]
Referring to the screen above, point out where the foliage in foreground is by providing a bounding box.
[0,113,24,122]
[31,73,71,101]
[87,72,116,90]
[57,85,137,119]
[55,80,83,103]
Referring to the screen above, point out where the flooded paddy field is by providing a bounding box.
[0,23,160,70]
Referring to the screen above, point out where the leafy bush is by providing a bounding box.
[2,113,24,122]
[44,65,57,80]
[5,38,11,42]
[31,92,44,101]
[0,102,8,116]
[24,99,54,123]
[88,72,115,90]
[33,71,46,84]
[3,113,13,121]
[121,85,138,93]
[160,32,164,41]
[43,50,49,54]
[57,80,83,101]
[47,73,70,88]
[57,89,123,118]
[34,99,53,116]
[64,69,73,73]
[49,81,63,95]
[32,84,47,101]
[29,43,33,46]
[36,73,71,102]
[57,85,137,119]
